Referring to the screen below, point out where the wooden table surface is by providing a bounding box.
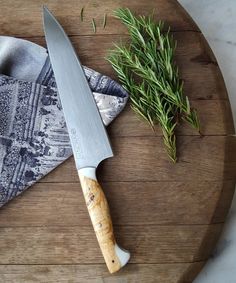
[0,0,236,282]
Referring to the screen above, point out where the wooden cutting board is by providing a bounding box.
[0,0,235,282]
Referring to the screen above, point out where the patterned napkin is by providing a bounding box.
[0,36,128,207]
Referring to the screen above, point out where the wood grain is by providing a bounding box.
[0,263,204,283]
[0,181,234,227]
[27,33,228,100]
[108,100,234,137]
[0,0,198,37]
[0,225,222,264]
[40,136,236,183]
[0,0,235,282]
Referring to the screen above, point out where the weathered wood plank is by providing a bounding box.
[0,225,222,264]
[0,181,234,227]
[108,100,234,137]
[0,262,205,283]
[40,136,236,183]
[25,33,228,100]
[0,0,198,37]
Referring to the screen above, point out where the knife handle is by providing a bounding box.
[78,167,130,273]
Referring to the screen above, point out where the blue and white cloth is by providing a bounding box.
[0,36,129,207]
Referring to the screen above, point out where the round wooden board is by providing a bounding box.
[0,0,235,282]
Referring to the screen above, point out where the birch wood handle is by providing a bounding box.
[78,167,130,273]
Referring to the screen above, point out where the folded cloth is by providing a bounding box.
[0,36,129,207]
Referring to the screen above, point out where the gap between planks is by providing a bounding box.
[0,261,206,266]
[0,224,225,228]
[15,29,202,39]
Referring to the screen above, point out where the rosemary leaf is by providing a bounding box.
[80,7,84,22]
[103,13,107,29]
[92,18,96,33]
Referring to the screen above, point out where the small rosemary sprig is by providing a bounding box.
[107,8,200,162]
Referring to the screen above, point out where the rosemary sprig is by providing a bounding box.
[107,8,200,162]
[108,48,177,162]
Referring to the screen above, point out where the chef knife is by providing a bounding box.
[43,7,130,273]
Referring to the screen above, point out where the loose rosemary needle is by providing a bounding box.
[103,13,107,29]
[107,8,200,162]
[80,7,84,22]
[92,18,96,33]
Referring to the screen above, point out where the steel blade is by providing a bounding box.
[43,7,113,169]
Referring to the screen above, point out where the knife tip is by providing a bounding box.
[42,5,49,14]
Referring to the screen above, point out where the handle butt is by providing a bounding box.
[115,244,130,267]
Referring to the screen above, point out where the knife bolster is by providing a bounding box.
[78,167,130,273]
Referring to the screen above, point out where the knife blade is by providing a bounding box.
[43,6,130,273]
